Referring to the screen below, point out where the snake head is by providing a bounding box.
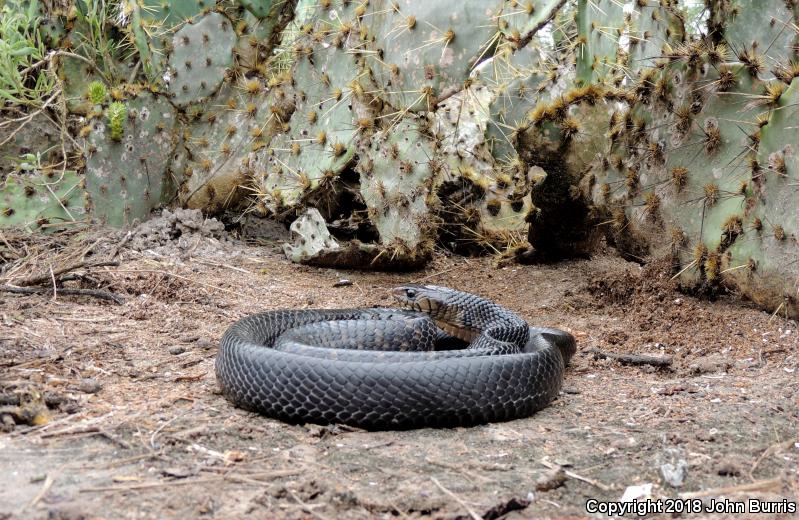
[392,285,455,319]
[392,284,477,341]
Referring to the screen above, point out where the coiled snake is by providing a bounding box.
[215,285,576,429]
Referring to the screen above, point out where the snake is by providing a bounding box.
[215,285,576,429]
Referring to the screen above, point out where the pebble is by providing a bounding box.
[168,345,186,355]
[689,355,732,375]
[535,467,566,491]
[196,338,213,350]
[333,279,352,287]
[78,378,102,394]
[714,457,743,477]
[660,460,687,487]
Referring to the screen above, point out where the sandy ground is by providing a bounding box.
[0,217,798,519]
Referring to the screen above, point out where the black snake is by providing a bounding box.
[215,285,576,429]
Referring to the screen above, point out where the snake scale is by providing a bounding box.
[215,285,576,429]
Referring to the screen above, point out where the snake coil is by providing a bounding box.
[215,285,575,429]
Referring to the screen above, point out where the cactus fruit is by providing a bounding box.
[84,92,178,226]
[87,81,108,106]
[167,12,238,107]
[0,171,86,231]
[106,102,127,141]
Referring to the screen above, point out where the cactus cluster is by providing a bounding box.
[583,1,799,316]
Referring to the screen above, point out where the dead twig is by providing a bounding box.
[20,474,53,513]
[287,489,333,520]
[430,477,481,520]
[11,260,119,287]
[0,284,125,305]
[586,347,673,368]
[540,459,611,492]
[749,438,797,480]
[679,478,783,499]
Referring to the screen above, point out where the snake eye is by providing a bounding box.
[405,288,417,299]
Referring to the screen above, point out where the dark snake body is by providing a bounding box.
[215,286,576,429]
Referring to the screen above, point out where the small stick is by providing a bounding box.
[586,347,673,368]
[21,474,53,512]
[80,477,226,492]
[540,459,611,492]
[679,478,782,499]
[12,260,119,287]
[287,489,332,520]
[110,232,133,260]
[0,284,125,305]
[749,438,797,480]
[430,477,481,520]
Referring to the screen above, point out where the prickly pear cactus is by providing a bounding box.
[358,118,437,256]
[584,0,799,316]
[167,12,238,107]
[363,2,501,112]
[0,171,86,231]
[179,80,291,213]
[724,77,799,317]
[283,207,341,262]
[575,0,625,85]
[84,92,178,226]
[129,0,206,82]
[250,25,363,213]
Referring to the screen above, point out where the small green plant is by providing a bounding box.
[0,0,56,107]
[106,101,127,141]
[70,0,127,82]
[87,80,107,105]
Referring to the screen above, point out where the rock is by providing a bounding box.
[78,378,102,394]
[196,338,213,350]
[660,460,688,487]
[535,466,566,491]
[714,456,744,477]
[689,355,732,375]
[168,345,186,355]
[659,448,688,487]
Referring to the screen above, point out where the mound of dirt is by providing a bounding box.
[126,208,233,258]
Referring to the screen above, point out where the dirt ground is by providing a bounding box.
[1,213,797,519]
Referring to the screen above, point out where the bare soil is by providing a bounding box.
[1,215,797,519]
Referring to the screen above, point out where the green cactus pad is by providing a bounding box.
[575,0,625,85]
[358,118,437,249]
[251,32,362,213]
[708,0,799,74]
[167,12,238,107]
[497,0,566,40]
[84,92,178,226]
[626,1,685,72]
[180,81,290,213]
[0,171,86,231]
[723,77,799,315]
[365,2,501,112]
